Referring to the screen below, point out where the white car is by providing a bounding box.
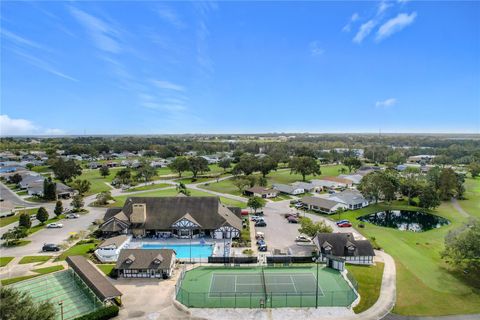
[295,235,311,243]
[47,223,63,228]
[65,213,80,219]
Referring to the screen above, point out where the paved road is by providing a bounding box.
[188,175,248,203]
[0,181,37,210]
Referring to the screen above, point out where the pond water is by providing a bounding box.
[357,210,450,232]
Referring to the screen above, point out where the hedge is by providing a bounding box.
[74,305,119,320]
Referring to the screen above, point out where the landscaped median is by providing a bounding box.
[348,262,385,313]
[0,257,14,267]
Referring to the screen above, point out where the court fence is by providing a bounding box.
[176,287,357,308]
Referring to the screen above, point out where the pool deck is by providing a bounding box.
[127,238,233,261]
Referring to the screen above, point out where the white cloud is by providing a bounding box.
[376,12,417,41]
[12,50,77,81]
[376,98,398,108]
[156,6,186,29]
[0,115,67,136]
[353,20,377,43]
[377,1,392,15]
[44,128,65,135]
[342,13,360,32]
[70,7,121,53]
[0,115,38,135]
[309,41,325,56]
[1,29,46,51]
[152,80,185,92]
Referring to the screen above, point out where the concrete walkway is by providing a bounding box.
[384,314,480,320]
[450,198,470,218]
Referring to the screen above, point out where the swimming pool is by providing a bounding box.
[141,243,214,259]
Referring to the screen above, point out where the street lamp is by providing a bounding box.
[312,256,320,308]
[58,301,64,320]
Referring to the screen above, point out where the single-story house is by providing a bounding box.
[18,174,44,189]
[89,162,101,169]
[301,196,347,214]
[115,249,176,279]
[314,233,375,265]
[329,190,369,210]
[292,181,316,192]
[311,177,353,190]
[94,235,131,263]
[100,196,242,239]
[244,186,279,198]
[27,180,75,199]
[338,174,363,185]
[272,183,305,195]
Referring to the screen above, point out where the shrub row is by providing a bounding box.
[74,305,119,320]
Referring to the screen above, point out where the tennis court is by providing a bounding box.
[176,265,357,308]
[9,270,103,320]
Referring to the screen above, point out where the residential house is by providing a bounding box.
[311,177,353,191]
[314,233,375,265]
[329,190,368,210]
[27,180,75,199]
[301,196,347,214]
[244,186,279,199]
[94,235,131,263]
[89,162,101,169]
[338,174,363,185]
[100,196,242,239]
[115,249,176,279]
[292,181,316,192]
[272,183,305,195]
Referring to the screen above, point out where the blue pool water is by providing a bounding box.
[141,243,213,258]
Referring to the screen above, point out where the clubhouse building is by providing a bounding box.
[100,196,242,240]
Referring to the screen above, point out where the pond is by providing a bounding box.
[357,210,450,232]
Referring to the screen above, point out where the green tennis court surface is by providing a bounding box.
[177,265,357,308]
[9,270,103,320]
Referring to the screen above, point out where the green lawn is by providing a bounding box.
[55,240,100,261]
[0,257,14,267]
[127,183,170,192]
[69,168,121,195]
[348,263,384,313]
[30,165,52,173]
[458,177,480,218]
[1,265,64,285]
[0,208,38,227]
[200,178,244,197]
[111,188,246,208]
[326,200,480,315]
[96,264,115,275]
[2,240,31,247]
[18,255,52,264]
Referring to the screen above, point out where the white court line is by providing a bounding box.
[289,275,298,293]
[234,275,237,293]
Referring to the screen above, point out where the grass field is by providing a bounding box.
[458,177,480,218]
[201,165,348,197]
[56,240,99,261]
[327,200,480,315]
[0,265,64,285]
[178,265,356,308]
[348,263,384,313]
[111,188,246,208]
[126,183,170,192]
[70,168,120,195]
[96,264,115,276]
[0,256,14,267]
[18,255,52,264]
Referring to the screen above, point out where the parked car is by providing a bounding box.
[252,211,264,216]
[337,222,352,228]
[284,213,299,219]
[65,213,80,219]
[295,235,311,242]
[328,190,336,194]
[290,199,300,204]
[47,223,63,228]
[255,231,265,239]
[258,244,268,252]
[255,221,267,227]
[288,216,299,223]
[241,210,249,216]
[42,243,60,252]
[336,219,350,225]
[251,216,264,222]
[294,202,304,208]
[256,239,266,246]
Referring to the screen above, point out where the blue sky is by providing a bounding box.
[1,1,479,135]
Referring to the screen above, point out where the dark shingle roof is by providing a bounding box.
[116,249,175,270]
[66,256,122,301]
[315,233,375,257]
[121,197,242,230]
[104,208,122,221]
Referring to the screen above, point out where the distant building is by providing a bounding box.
[244,186,279,198]
[272,183,305,195]
[115,248,176,279]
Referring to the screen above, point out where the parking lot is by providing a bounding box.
[252,199,364,256]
